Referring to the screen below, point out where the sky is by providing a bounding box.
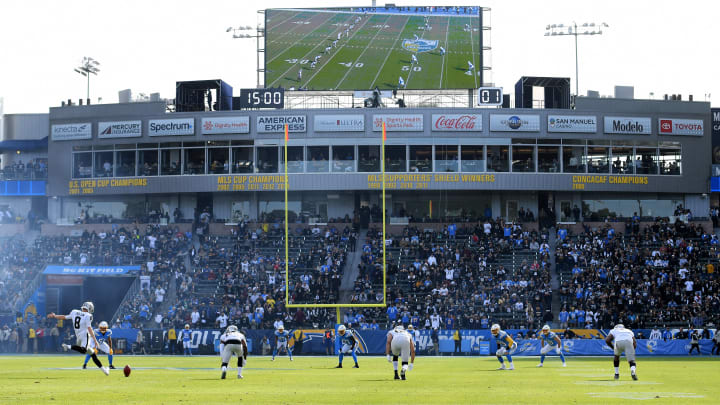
[0,0,716,114]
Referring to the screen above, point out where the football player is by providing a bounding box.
[605,324,638,380]
[491,323,516,370]
[47,302,109,375]
[335,324,359,368]
[537,325,566,367]
[386,325,415,380]
[181,324,193,356]
[272,325,293,361]
[219,325,248,379]
[83,321,115,369]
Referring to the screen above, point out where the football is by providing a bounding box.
[123,365,131,377]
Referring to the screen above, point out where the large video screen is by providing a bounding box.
[264,6,483,90]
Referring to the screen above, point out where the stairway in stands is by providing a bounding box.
[338,231,366,303]
[548,227,561,325]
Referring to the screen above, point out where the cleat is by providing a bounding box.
[562,363,567,367]
[62,344,70,352]
[614,374,619,380]
[221,371,226,379]
[508,365,514,370]
[109,365,116,369]
[632,373,638,381]
[401,372,406,380]
[82,364,87,369]
[496,365,506,370]
[290,358,293,361]
[101,367,110,376]
[335,364,342,368]
[394,374,400,380]
[353,364,359,368]
[271,358,275,362]
[536,363,543,367]
[237,374,243,379]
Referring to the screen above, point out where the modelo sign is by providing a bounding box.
[201,116,250,135]
[98,121,142,138]
[489,114,540,132]
[604,116,651,135]
[431,114,482,132]
[372,114,423,132]
[51,123,92,141]
[148,118,195,136]
[314,114,364,132]
[658,118,703,136]
[257,115,306,133]
[547,115,597,133]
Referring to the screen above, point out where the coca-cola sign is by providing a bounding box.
[431,114,482,132]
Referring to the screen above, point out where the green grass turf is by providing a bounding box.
[1,355,718,404]
[264,10,481,90]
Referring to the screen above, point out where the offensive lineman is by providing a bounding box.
[219,325,248,379]
[83,321,115,369]
[272,326,293,361]
[537,325,567,367]
[605,324,638,380]
[386,325,415,380]
[48,302,109,375]
[335,324,359,368]
[491,324,516,370]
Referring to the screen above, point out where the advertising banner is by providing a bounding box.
[98,120,142,138]
[42,265,141,275]
[431,114,482,132]
[148,118,194,136]
[658,118,704,136]
[372,114,424,132]
[51,123,92,141]
[713,109,720,164]
[489,114,540,132]
[603,116,652,135]
[201,116,250,135]
[313,114,365,132]
[547,115,597,133]
[257,115,306,133]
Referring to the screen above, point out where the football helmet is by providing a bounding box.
[278,325,284,332]
[407,324,414,331]
[614,324,624,329]
[185,324,190,330]
[81,302,94,314]
[99,321,108,332]
[542,325,550,334]
[491,324,500,336]
[338,324,346,335]
[227,325,238,333]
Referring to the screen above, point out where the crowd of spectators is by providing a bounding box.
[556,219,720,330]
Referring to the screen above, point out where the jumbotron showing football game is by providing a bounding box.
[264,6,483,90]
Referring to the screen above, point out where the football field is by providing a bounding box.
[1,355,717,404]
[265,9,482,90]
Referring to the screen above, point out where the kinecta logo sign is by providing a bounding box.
[257,115,306,133]
[313,115,364,132]
[98,121,142,138]
[658,118,704,136]
[431,114,482,131]
[603,116,652,135]
[51,123,92,141]
[148,118,194,136]
[547,115,597,133]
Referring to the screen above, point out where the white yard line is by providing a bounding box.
[302,16,374,88]
[369,16,411,89]
[335,15,392,89]
[268,14,360,87]
[439,16,450,88]
[469,20,478,88]
[404,18,427,89]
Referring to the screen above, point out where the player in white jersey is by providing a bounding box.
[385,325,415,380]
[219,325,248,379]
[605,324,638,380]
[47,301,109,375]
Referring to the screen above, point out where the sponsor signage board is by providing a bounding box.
[547,115,597,133]
[658,118,703,136]
[201,116,250,135]
[42,265,141,275]
[313,115,365,132]
[713,109,720,164]
[148,118,195,136]
[431,114,482,132]
[603,116,652,135]
[489,114,540,132]
[51,123,92,141]
[98,120,142,138]
[372,114,423,132]
[257,115,306,133]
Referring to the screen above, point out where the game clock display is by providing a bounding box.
[236,89,284,109]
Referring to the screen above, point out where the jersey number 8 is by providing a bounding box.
[74,316,81,329]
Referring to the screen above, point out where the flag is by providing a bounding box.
[285,124,289,141]
[382,121,386,141]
